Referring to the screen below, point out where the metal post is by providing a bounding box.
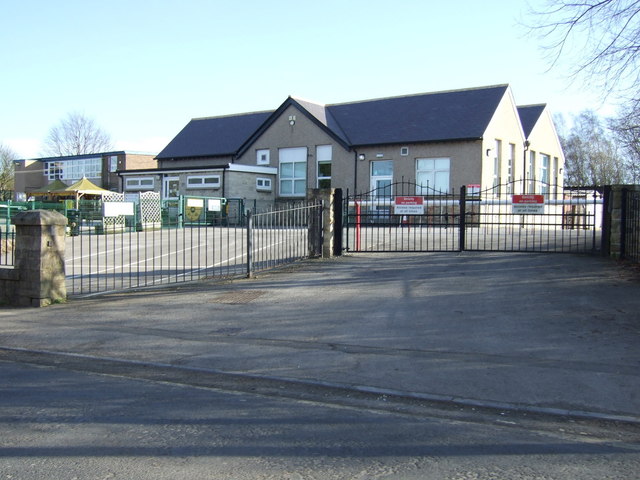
[246,210,253,278]
[459,185,466,251]
[333,188,343,256]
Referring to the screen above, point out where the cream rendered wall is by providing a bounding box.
[235,105,353,196]
[526,107,565,189]
[481,88,526,193]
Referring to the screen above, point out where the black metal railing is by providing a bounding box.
[67,201,323,296]
[0,228,14,266]
[343,180,604,254]
[621,188,640,262]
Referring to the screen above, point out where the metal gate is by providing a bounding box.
[342,180,604,254]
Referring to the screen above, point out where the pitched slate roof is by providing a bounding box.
[156,111,272,159]
[326,84,510,146]
[157,84,513,160]
[517,104,546,138]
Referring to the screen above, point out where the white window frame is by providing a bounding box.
[493,139,502,192]
[416,157,450,194]
[164,176,180,199]
[186,175,221,189]
[279,147,307,197]
[256,177,272,192]
[400,146,409,156]
[45,157,102,181]
[540,154,550,194]
[316,145,332,188]
[256,149,270,166]
[507,143,515,193]
[125,176,155,191]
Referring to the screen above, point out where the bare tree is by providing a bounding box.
[531,0,640,100]
[0,143,17,197]
[610,105,640,181]
[559,110,627,185]
[43,112,114,157]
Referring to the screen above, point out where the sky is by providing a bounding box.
[0,0,618,159]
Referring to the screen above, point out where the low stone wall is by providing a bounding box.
[0,210,67,307]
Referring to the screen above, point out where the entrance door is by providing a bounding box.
[163,176,179,199]
[370,161,393,215]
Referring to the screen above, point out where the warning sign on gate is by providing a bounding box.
[394,196,424,215]
[512,194,545,214]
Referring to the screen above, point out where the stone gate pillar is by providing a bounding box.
[12,210,67,307]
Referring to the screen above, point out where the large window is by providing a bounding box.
[45,157,102,181]
[416,158,450,193]
[279,147,307,196]
[316,145,332,188]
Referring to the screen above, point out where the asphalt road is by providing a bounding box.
[1,251,639,478]
[1,360,639,480]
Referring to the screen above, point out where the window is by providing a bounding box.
[125,177,154,191]
[256,177,272,191]
[256,149,270,166]
[45,157,102,181]
[316,145,332,188]
[400,146,409,156]
[540,154,550,194]
[528,150,536,193]
[109,156,118,173]
[416,158,450,194]
[187,175,220,188]
[279,147,307,196]
[507,143,515,193]
[493,139,502,193]
[553,156,559,196]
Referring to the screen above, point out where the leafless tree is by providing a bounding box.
[557,110,627,184]
[609,105,640,181]
[43,112,114,156]
[0,143,17,196]
[531,0,640,100]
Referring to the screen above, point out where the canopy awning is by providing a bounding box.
[27,179,69,196]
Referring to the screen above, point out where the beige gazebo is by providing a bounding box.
[50,177,112,208]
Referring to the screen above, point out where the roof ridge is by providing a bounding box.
[191,109,274,121]
[290,95,326,106]
[327,84,510,107]
[517,103,546,109]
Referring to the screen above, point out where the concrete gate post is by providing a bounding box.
[12,210,68,307]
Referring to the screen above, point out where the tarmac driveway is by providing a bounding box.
[0,251,639,422]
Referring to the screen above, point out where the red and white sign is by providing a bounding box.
[467,184,481,197]
[394,196,424,215]
[512,194,545,214]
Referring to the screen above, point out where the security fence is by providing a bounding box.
[621,187,640,262]
[343,180,605,254]
[66,200,323,296]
